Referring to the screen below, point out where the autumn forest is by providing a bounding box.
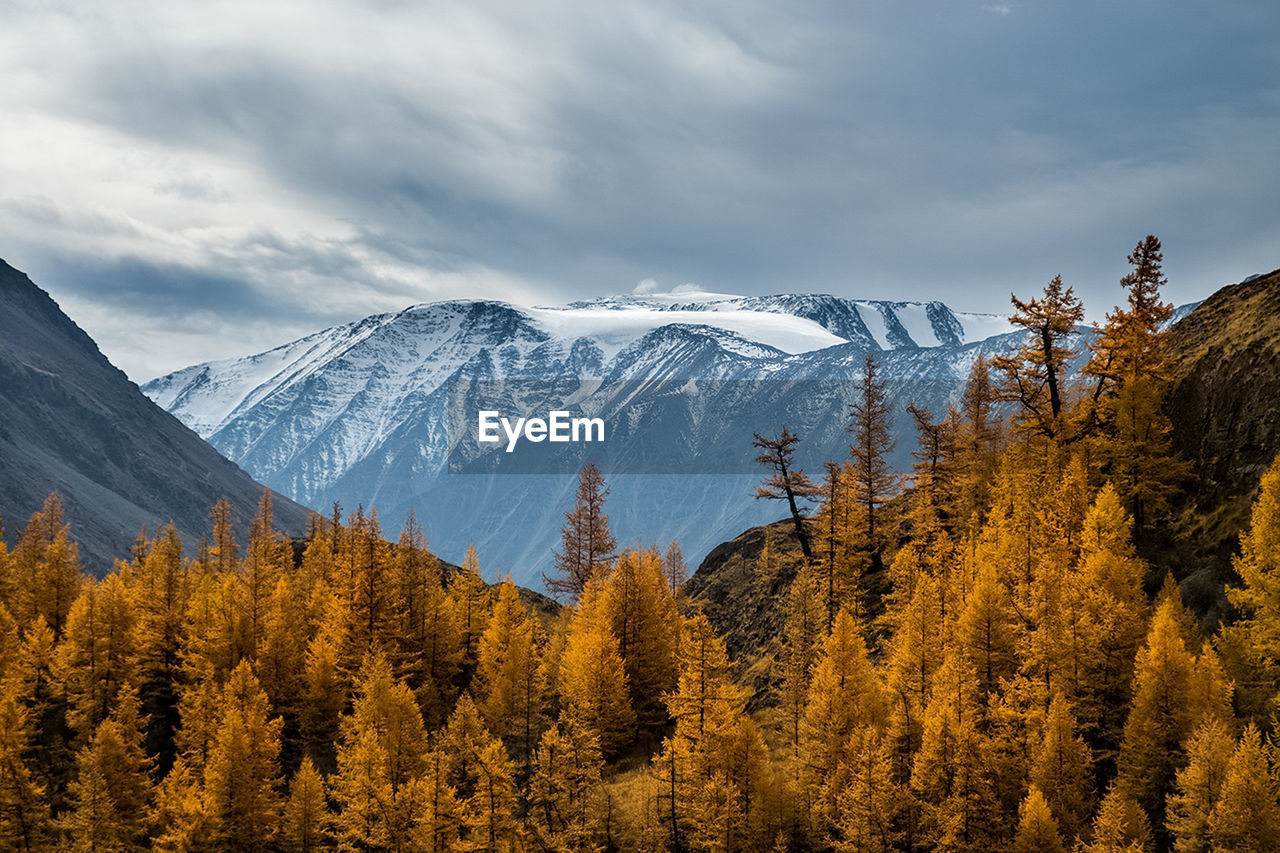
[4,236,1280,853]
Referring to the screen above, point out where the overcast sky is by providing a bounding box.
[3,0,1278,381]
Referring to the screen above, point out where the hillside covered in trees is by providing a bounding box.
[3,237,1280,852]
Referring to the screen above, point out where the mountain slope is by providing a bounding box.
[0,259,311,570]
[1168,268,1280,496]
[1162,268,1280,616]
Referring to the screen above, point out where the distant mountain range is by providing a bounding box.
[0,260,310,570]
[141,289,1094,587]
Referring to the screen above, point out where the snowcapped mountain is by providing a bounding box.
[141,292,1048,587]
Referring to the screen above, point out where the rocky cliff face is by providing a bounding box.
[1167,268,1280,498]
[0,259,311,571]
[1162,268,1280,617]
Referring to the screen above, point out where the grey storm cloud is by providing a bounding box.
[1,0,1278,380]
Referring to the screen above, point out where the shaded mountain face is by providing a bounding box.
[144,289,1076,588]
[1168,268,1280,497]
[0,259,310,571]
[1162,268,1280,615]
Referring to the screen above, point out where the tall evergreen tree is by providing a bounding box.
[603,548,679,730]
[992,274,1085,440]
[558,578,634,754]
[848,355,897,562]
[1167,718,1235,853]
[1085,235,1187,533]
[754,429,821,562]
[202,662,284,851]
[545,463,616,601]
[331,653,428,851]
[475,578,546,776]
[662,540,690,593]
[1225,454,1280,718]
[1206,724,1280,853]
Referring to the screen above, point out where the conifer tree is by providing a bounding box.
[1116,595,1228,832]
[300,586,347,772]
[406,562,463,728]
[10,493,83,640]
[754,429,821,562]
[882,570,943,771]
[1085,785,1153,853]
[150,756,207,852]
[957,560,1017,703]
[182,552,238,687]
[475,578,545,775]
[801,608,885,833]
[546,463,616,600]
[1073,485,1148,761]
[662,540,690,593]
[603,548,679,730]
[1031,693,1093,843]
[1013,786,1066,853]
[1205,724,1280,853]
[911,647,1000,852]
[61,689,153,852]
[992,274,1085,440]
[0,690,52,852]
[814,460,862,624]
[450,544,491,676]
[394,511,447,686]
[58,573,136,745]
[412,748,461,853]
[955,353,1001,532]
[13,615,71,815]
[558,578,634,754]
[848,355,897,561]
[234,490,288,664]
[341,509,403,665]
[282,756,329,853]
[258,575,308,760]
[832,726,900,853]
[778,560,827,754]
[906,403,958,521]
[202,661,284,850]
[659,612,770,853]
[331,652,428,851]
[132,522,188,765]
[1086,235,1186,532]
[439,696,521,852]
[529,719,606,852]
[1225,454,1280,718]
[173,676,222,775]
[210,497,239,576]
[1167,718,1235,853]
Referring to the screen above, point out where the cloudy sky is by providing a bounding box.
[3,0,1278,381]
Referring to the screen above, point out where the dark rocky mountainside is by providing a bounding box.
[1163,267,1280,613]
[1167,268,1280,498]
[0,259,311,571]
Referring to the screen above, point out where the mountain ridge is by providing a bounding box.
[140,289,1084,585]
[0,259,312,571]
